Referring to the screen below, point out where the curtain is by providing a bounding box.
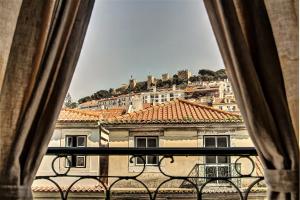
[0,0,94,199]
[203,0,299,199]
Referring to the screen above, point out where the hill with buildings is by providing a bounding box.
[77,68,227,104]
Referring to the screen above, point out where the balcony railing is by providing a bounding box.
[34,147,265,200]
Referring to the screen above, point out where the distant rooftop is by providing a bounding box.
[105,99,242,124]
[58,108,126,122]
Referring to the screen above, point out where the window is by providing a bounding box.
[204,136,230,182]
[135,137,158,165]
[65,135,86,168]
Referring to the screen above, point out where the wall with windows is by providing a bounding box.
[107,125,258,189]
[141,90,185,105]
[34,124,105,188]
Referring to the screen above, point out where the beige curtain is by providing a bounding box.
[0,0,94,199]
[204,0,299,199]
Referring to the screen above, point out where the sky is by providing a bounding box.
[68,0,224,101]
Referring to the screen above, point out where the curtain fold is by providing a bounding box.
[203,0,299,199]
[0,0,94,199]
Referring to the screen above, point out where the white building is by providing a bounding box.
[141,86,185,105]
[79,94,137,110]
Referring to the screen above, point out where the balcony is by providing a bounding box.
[33,147,266,200]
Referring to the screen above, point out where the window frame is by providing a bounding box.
[203,135,230,183]
[135,136,159,166]
[65,135,87,168]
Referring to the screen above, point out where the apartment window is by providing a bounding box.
[204,136,230,182]
[135,137,158,165]
[65,135,86,168]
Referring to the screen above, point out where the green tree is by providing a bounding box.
[64,93,77,108]
[109,88,114,94]
[189,75,199,82]
[198,69,216,77]
[215,69,227,79]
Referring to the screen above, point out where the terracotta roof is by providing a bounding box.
[58,109,100,122]
[105,99,242,124]
[32,184,105,192]
[58,108,126,122]
[96,108,126,119]
[31,185,266,193]
[143,103,152,109]
[79,100,98,107]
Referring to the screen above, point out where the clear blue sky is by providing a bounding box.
[69,0,224,101]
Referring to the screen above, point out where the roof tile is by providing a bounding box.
[106,99,242,124]
[58,108,126,122]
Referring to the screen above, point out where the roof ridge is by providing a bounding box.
[177,99,241,117]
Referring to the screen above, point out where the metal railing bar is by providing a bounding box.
[46,147,257,156]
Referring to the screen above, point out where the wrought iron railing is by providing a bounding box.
[180,163,242,188]
[34,147,265,200]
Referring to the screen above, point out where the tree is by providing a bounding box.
[109,88,114,94]
[198,69,216,77]
[133,81,147,92]
[78,96,92,104]
[64,93,72,107]
[92,90,112,99]
[156,79,164,88]
[189,75,199,82]
[215,69,227,79]
[162,80,172,88]
[64,93,77,108]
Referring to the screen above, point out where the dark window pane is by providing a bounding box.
[147,156,158,165]
[73,137,77,147]
[206,166,217,178]
[204,137,215,147]
[136,156,146,164]
[217,156,228,163]
[136,138,146,148]
[66,137,73,147]
[218,166,229,177]
[71,155,76,167]
[77,137,85,147]
[76,156,85,167]
[206,156,216,163]
[217,137,228,147]
[147,138,157,148]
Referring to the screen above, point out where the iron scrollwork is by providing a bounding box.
[34,147,265,200]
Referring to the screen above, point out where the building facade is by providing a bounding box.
[141,86,185,105]
[34,101,265,198]
[103,100,262,189]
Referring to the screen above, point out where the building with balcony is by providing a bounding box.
[103,99,263,190]
[33,100,266,199]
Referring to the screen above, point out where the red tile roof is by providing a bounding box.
[32,185,105,192]
[58,108,126,122]
[106,99,242,124]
